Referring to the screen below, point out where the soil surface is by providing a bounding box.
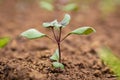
[0,0,119,80]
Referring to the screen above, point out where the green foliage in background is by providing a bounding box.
[98,46,120,80]
[0,37,10,48]
[39,1,54,11]
[62,3,79,12]
[99,0,120,16]
[38,0,120,17]
[0,0,4,5]
[38,0,79,12]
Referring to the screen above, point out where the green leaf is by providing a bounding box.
[60,14,71,27]
[21,29,46,39]
[42,22,51,28]
[99,0,116,16]
[50,20,58,26]
[70,27,96,35]
[98,46,120,80]
[50,49,59,61]
[54,22,62,28]
[40,1,54,11]
[0,37,10,48]
[52,62,64,69]
[43,20,62,28]
[62,3,79,12]
[51,20,62,28]
[43,14,71,28]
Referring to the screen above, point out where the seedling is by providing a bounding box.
[20,14,96,69]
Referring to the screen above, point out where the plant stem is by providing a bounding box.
[58,27,62,62]
[57,42,61,62]
[59,27,62,41]
[51,27,62,63]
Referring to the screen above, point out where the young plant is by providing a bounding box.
[20,14,96,69]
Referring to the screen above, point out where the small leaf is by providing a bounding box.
[39,1,54,11]
[51,20,61,27]
[0,37,10,48]
[52,62,64,69]
[21,29,46,39]
[99,0,116,16]
[70,27,96,35]
[50,49,59,61]
[60,14,71,27]
[54,22,62,28]
[43,14,71,28]
[62,3,79,12]
[50,20,58,25]
[43,20,61,28]
[42,22,51,28]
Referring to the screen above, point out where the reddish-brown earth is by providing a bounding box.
[0,0,119,80]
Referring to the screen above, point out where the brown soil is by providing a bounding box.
[0,0,119,80]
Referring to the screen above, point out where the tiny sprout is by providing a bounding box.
[20,14,96,69]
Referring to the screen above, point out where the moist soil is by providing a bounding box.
[0,0,119,80]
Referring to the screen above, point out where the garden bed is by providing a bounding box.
[0,0,119,80]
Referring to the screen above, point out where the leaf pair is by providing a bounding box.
[50,49,64,69]
[43,14,71,28]
[20,26,96,39]
[20,13,96,40]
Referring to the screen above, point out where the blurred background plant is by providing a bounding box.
[98,46,120,80]
[1,0,119,16]
[39,0,54,11]
[0,37,10,48]
[99,0,120,17]
[36,0,120,14]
